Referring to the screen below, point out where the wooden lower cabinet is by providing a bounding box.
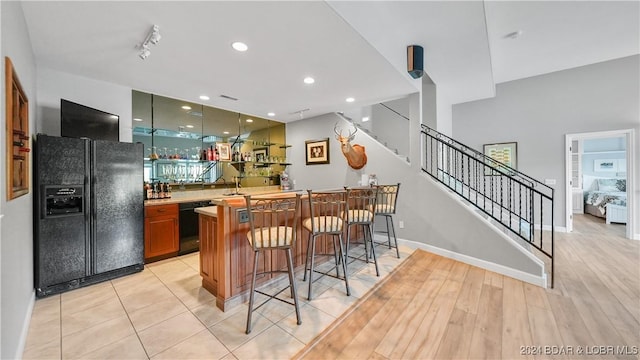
[144,204,179,261]
[199,213,217,292]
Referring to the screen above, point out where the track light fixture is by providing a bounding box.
[138,25,161,60]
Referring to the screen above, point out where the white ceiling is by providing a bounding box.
[20,1,640,122]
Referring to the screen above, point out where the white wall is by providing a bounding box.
[1,2,38,358]
[287,103,544,281]
[371,97,410,157]
[452,55,640,235]
[37,68,133,142]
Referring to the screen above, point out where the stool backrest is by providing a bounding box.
[244,194,301,250]
[344,187,378,223]
[306,190,348,234]
[373,183,400,215]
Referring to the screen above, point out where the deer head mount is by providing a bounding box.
[334,123,367,170]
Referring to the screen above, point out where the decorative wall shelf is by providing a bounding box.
[6,57,30,200]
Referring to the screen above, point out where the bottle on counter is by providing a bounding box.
[207,146,213,161]
[152,182,158,199]
[214,148,220,161]
[144,182,151,200]
[165,182,172,198]
[159,183,165,199]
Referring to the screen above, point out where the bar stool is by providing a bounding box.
[344,186,380,276]
[373,183,401,258]
[244,194,302,334]
[302,189,350,300]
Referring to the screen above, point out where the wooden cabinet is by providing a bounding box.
[144,204,179,261]
[199,213,217,291]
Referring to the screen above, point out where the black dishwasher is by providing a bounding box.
[179,201,211,255]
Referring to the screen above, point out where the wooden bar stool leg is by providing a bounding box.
[246,250,260,334]
[286,248,302,325]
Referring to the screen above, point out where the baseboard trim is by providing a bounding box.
[539,224,567,232]
[15,291,36,359]
[392,236,548,288]
[634,233,640,241]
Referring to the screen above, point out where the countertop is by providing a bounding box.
[144,186,287,207]
[194,206,218,217]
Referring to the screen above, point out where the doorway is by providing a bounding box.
[565,129,636,239]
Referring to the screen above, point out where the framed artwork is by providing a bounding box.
[305,138,330,165]
[216,143,231,161]
[253,147,268,162]
[594,159,617,172]
[483,142,517,175]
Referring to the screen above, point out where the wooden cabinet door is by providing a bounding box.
[145,214,179,259]
[199,214,217,286]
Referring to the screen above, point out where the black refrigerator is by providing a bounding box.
[34,134,144,297]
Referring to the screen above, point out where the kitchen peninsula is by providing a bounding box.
[193,190,337,311]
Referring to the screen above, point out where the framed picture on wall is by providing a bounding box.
[253,147,268,163]
[305,138,330,165]
[216,143,231,161]
[483,142,517,175]
[594,159,617,172]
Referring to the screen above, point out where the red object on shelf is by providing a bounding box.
[19,147,30,153]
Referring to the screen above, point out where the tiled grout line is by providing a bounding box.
[111,279,152,360]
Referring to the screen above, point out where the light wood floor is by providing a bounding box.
[296,215,639,359]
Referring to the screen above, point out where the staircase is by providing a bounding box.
[421,125,555,287]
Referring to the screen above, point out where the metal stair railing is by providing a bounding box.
[421,125,555,288]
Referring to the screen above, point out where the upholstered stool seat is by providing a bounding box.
[247,226,294,248]
[302,216,343,233]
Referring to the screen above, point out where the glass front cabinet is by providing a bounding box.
[132,91,289,188]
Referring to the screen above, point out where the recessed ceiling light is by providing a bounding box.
[346,97,355,103]
[362,117,370,122]
[223,131,230,135]
[303,77,315,84]
[181,105,191,110]
[246,119,253,123]
[232,42,248,52]
[133,118,143,122]
[186,125,194,128]
[267,112,275,117]
[199,95,210,101]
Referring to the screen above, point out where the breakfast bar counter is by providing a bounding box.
[195,190,336,311]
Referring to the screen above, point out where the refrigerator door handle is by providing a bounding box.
[89,140,97,275]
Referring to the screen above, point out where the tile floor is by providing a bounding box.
[23,243,412,360]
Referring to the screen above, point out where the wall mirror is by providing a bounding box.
[132,90,288,188]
